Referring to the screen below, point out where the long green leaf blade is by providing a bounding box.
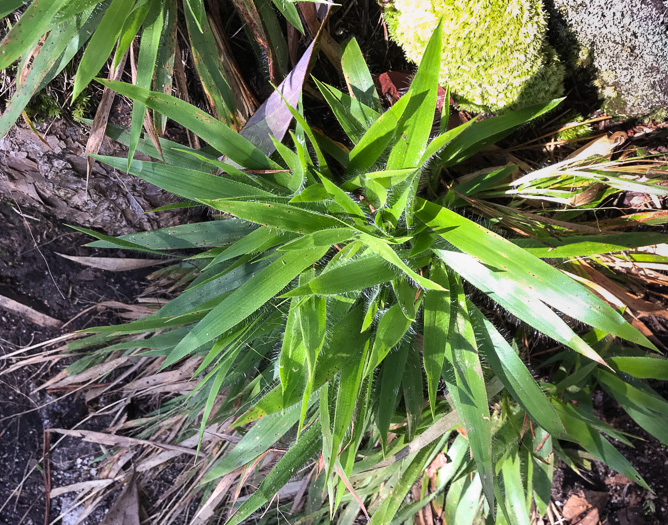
[443,272,494,510]
[436,249,606,365]
[97,80,278,169]
[0,0,70,70]
[282,254,399,297]
[89,220,255,250]
[364,303,411,376]
[341,37,381,111]
[73,0,134,100]
[202,199,349,234]
[423,259,450,418]
[386,19,442,170]
[225,421,321,525]
[204,404,305,482]
[417,198,654,351]
[234,305,369,426]
[163,247,328,368]
[607,355,668,380]
[437,99,563,167]
[514,232,668,258]
[348,92,412,173]
[377,340,411,452]
[469,303,564,437]
[127,0,164,166]
[95,156,273,201]
[0,5,102,137]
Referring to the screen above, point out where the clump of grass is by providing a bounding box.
[38,24,668,525]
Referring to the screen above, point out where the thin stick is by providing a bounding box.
[0,333,78,360]
[0,294,62,329]
[43,422,51,525]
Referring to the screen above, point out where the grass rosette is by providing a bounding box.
[45,22,668,525]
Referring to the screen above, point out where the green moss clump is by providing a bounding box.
[25,92,61,121]
[384,0,564,113]
[556,114,593,142]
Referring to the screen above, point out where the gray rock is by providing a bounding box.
[546,0,668,117]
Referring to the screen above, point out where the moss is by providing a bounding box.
[643,108,668,125]
[384,0,564,113]
[25,92,61,121]
[556,113,592,141]
[72,91,93,120]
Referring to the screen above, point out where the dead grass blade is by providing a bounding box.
[297,2,341,71]
[191,468,242,525]
[100,475,141,525]
[577,261,668,320]
[85,50,129,190]
[128,39,164,160]
[39,356,132,391]
[51,479,119,498]
[512,132,628,187]
[205,8,258,123]
[49,428,199,455]
[172,41,200,149]
[229,0,276,82]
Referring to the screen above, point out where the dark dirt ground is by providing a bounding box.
[1,2,668,524]
[0,202,154,525]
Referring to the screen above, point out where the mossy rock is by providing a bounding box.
[383,0,565,113]
[546,0,668,117]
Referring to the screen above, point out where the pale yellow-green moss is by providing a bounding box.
[384,0,564,112]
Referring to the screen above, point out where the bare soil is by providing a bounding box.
[0,202,153,525]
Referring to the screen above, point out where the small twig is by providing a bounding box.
[43,422,51,525]
[0,294,62,329]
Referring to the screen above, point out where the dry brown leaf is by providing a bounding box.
[289,469,313,515]
[100,476,141,525]
[562,492,592,521]
[605,473,635,485]
[564,270,628,310]
[585,210,668,230]
[96,301,155,315]
[334,462,371,522]
[578,262,668,320]
[2,347,72,375]
[571,182,606,206]
[512,132,628,190]
[122,360,198,392]
[566,132,628,162]
[172,41,200,149]
[205,0,256,122]
[229,0,275,82]
[575,508,600,525]
[297,2,342,71]
[135,423,234,473]
[191,468,243,525]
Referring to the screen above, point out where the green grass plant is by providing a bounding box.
[49,24,668,525]
[3,4,668,524]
